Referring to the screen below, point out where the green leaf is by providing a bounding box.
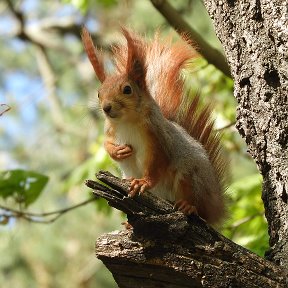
[222,173,268,256]
[0,170,49,207]
[98,0,118,7]
[62,0,118,13]
[61,0,88,13]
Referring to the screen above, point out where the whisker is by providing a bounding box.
[69,103,103,129]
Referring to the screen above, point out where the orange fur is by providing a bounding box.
[81,27,106,83]
[112,29,197,119]
[177,175,225,224]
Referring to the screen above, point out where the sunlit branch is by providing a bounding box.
[35,45,66,131]
[228,212,265,229]
[223,212,265,239]
[150,0,231,78]
[0,104,11,116]
[216,121,236,132]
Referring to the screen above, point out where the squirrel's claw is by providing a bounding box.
[129,178,151,197]
[174,200,198,216]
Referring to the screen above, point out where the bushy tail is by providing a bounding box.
[176,94,227,193]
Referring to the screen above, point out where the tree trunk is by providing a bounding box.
[86,172,287,287]
[204,0,288,268]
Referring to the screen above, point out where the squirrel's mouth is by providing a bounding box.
[103,109,118,119]
[102,101,125,119]
[102,104,116,118]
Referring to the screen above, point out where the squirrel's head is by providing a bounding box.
[81,27,150,122]
[98,74,149,122]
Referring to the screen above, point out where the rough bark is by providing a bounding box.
[203,0,288,268]
[86,171,287,288]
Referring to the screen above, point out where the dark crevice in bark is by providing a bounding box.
[263,68,280,88]
[239,77,251,87]
[251,0,263,21]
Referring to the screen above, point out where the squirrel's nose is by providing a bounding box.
[103,104,112,114]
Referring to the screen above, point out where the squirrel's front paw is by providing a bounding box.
[129,178,151,197]
[111,144,133,160]
[174,200,198,216]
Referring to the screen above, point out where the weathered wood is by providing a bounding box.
[86,171,287,288]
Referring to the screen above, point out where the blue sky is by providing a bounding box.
[0,70,43,131]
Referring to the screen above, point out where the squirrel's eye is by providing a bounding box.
[123,85,132,95]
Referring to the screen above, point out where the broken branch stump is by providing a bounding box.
[85,171,287,288]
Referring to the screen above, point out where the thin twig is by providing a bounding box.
[216,121,236,132]
[35,45,65,130]
[0,104,11,116]
[0,197,97,224]
[224,212,264,231]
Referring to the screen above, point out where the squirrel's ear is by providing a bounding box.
[129,58,145,87]
[121,27,146,88]
[81,27,106,83]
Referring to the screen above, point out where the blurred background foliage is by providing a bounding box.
[0,0,268,287]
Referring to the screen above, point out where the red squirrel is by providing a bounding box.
[81,27,227,224]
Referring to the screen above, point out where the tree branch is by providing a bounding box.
[0,197,96,224]
[150,0,231,78]
[0,104,11,116]
[216,121,236,132]
[86,171,287,288]
[35,45,66,131]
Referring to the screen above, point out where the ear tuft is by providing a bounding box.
[81,27,106,83]
[131,59,145,86]
[121,27,146,88]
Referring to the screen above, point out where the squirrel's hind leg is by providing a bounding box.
[174,178,200,216]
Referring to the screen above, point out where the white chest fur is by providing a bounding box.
[113,122,147,178]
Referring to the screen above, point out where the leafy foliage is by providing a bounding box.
[62,0,118,12]
[222,174,269,256]
[0,169,48,207]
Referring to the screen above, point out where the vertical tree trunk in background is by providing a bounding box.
[204,0,288,268]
